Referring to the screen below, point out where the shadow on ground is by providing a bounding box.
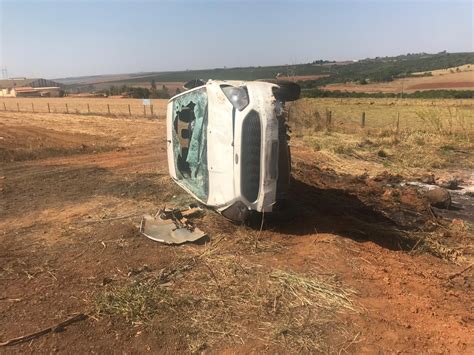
[248,176,427,252]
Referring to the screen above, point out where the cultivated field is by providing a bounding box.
[0,98,473,353]
[322,66,474,93]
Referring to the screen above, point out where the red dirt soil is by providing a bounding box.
[0,111,472,353]
[408,81,474,90]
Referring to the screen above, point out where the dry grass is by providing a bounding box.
[409,218,473,263]
[0,97,168,117]
[408,228,472,263]
[94,258,196,324]
[301,130,473,172]
[290,98,474,174]
[414,106,472,134]
[94,236,357,352]
[289,98,474,133]
[269,270,356,311]
[415,235,465,263]
[95,280,171,324]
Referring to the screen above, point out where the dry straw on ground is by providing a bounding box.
[94,234,358,352]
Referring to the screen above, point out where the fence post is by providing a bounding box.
[107,104,111,115]
[150,105,154,117]
[313,110,321,133]
[128,104,131,117]
[66,103,69,114]
[143,105,146,117]
[31,103,34,113]
[325,109,332,131]
[396,112,400,134]
[47,103,51,113]
[87,103,90,114]
[17,103,20,112]
[361,112,366,128]
[3,102,6,111]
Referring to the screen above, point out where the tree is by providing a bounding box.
[151,79,157,90]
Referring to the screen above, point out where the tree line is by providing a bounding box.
[106,52,473,85]
[301,88,474,99]
[100,80,182,99]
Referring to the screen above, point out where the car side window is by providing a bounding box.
[171,88,209,201]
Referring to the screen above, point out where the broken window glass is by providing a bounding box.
[172,88,209,201]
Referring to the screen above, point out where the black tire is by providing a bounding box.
[183,79,205,90]
[273,82,301,102]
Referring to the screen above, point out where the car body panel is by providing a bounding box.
[167,79,289,220]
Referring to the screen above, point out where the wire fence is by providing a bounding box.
[2,98,473,135]
[0,99,167,118]
[288,100,474,135]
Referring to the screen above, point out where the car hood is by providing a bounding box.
[206,81,236,207]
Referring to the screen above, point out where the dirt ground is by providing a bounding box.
[0,110,472,353]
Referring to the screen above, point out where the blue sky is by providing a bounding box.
[0,0,472,79]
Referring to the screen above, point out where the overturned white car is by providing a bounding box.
[166,79,299,222]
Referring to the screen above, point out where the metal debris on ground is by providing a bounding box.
[140,206,206,244]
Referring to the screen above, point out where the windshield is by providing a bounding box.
[171,88,209,201]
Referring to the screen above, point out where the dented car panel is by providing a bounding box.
[167,79,294,222]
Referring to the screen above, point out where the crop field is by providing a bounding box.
[0,98,473,353]
[321,68,474,93]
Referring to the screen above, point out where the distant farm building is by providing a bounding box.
[0,78,63,97]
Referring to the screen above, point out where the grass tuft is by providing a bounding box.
[95,280,170,324]
[270,270,357,312]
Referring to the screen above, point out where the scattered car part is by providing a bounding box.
[166,79,299,222]
[140,207,206,244]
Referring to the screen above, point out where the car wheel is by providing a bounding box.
[273,82,301,102]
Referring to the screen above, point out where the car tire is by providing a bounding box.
[273,82,301,102]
